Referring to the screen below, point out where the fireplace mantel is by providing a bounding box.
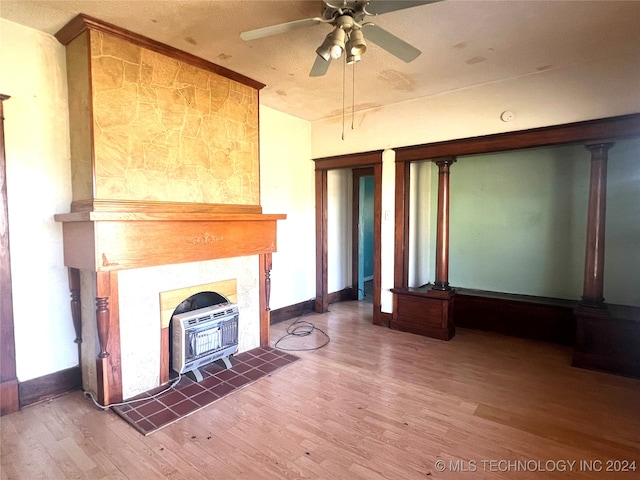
[55,200,285,272]
[55,200,285,405]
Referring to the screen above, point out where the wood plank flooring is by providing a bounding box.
[2,300,639,479]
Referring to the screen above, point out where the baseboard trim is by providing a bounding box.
[271,288,364,326]
[18,365,82,408]
[270,299,315,325]
[328,287,356,304]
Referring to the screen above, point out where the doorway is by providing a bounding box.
[352,168,374,303]
[314,150,384,326]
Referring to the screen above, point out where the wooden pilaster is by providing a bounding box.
[315,169,329,313]
[394,160,411,290]
[68,268,82,344]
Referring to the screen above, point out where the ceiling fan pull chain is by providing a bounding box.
[351,61,356,131]
[342,56,346,140]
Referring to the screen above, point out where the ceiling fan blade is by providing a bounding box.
[364,0,442,16]
[240,17,322,41]
[362,24,421,62]
[310,55,332,77]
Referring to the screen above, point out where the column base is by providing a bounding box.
[580,295,606,308]
[432,281,451,291]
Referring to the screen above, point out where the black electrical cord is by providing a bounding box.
[274,314,330,352]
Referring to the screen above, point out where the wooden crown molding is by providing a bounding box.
[394,113,640,162]
[54,13,265,91]
[313,150,384,171]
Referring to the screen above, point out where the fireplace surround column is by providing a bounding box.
[95,271,122,406]
[68,268,82,350]
[260,253,273,346]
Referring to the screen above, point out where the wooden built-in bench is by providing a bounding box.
[392,285,640,377]
[454,288,577,345]
[391,286,576,345]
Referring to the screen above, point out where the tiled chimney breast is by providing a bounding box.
[66,27,259,204]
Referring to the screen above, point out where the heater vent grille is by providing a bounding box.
[172,302,239,375]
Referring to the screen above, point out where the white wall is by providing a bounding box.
[327,169,351,293]
[0,19,76,381]
[259,107,316,309]
[408,161,433,289]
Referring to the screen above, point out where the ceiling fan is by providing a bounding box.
[240,1,442,77]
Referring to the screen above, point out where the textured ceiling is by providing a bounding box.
[1,0,639,122]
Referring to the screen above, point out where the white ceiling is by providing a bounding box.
[1,0,639,122]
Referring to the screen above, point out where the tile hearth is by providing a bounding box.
[112,346,298,435]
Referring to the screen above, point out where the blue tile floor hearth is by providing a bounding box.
[111,346,298,435]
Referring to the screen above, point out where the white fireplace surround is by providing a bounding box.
[80,256,259,400]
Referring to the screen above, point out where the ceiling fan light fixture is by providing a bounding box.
[315,34,333,61]
[328,27,346,59]
[349,29,367,55]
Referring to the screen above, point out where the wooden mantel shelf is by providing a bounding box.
[55,211,286,223]
[54,200,286,272]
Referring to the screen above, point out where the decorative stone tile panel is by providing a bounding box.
[89,31,259,204]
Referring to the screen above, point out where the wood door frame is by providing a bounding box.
[314,151,384,325]
[352,167,375,301]
[0,93,19,416]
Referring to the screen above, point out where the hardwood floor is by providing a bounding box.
[2,300,639,479]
